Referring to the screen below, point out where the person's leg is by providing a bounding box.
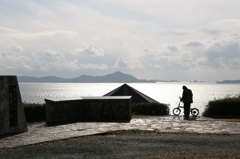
[184,102,190,119]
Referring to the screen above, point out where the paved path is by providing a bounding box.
[0,116,240,149]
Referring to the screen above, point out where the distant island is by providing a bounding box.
[216,80,240,84]
[18,71,156,83]
[189,80,205,83]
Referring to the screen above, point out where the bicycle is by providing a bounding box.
[172,97,199,117]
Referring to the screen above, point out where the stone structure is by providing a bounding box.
[0,76,28,136]
[104,83,159,104]
[45,96,132,125]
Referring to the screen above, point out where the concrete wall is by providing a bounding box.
[0,76,28,136]
[45,96,132,125]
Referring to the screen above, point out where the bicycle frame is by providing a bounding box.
[172,97,199,117]
[177,99,184,109]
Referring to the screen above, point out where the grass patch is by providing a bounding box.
[202,94,240,118]
[23,103,46,123]
[132,103,169,116]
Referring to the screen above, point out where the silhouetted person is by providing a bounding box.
[181,85,193,120]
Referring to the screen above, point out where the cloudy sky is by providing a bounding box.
[0,0,239,82]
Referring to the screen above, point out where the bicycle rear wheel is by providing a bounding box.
[172,108,181,116]
[191,108,199,117]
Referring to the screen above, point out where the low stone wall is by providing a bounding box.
[45,96,132,125]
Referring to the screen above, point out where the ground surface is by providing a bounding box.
[0,131,240,159]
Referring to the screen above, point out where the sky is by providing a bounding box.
[0,0,240,82]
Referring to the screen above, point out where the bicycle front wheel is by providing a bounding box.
[191,108,199,117]
[172,108,181,116]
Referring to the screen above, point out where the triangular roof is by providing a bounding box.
[103,83,159,104]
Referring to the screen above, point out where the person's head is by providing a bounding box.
[182,85,187,90]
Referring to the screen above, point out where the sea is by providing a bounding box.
[19,82,240,116]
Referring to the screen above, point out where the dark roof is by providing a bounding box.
[103,83,159,104]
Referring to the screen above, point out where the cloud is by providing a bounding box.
[0,26,18,33]
[140,34,240,70]
[201,19,240,36]
[202,34,240,69]
[201,28,220,36]
[185,41,202,48]
[79,63,108,69]
[167,45,178,52]
[0,43,30,70]
[9,44,23,52]
[33,20,55,29]
[33,30,77,39]
[0,1,240,81]
[33,46,63,59]
[54,59,108,70]
[53,59,80,70]
[21,62,34,70]
[37,10,53,17]
[153,65,164,69]
[158,30,192,36]
[74,44,105,56]
[114,56,134,69]
[0,52,32,71]
[34,57,109,71]
[0,27,77,40]
[92,36,101,41]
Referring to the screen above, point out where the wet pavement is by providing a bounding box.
[0,116,240,149]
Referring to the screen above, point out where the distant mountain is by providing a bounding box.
[216,80,240,84]
[18,72,155,83]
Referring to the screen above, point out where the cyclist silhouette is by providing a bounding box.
[181,85,193,120]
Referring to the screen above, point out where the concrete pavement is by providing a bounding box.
[0,116,240,149]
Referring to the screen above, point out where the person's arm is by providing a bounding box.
[181,90,185,102]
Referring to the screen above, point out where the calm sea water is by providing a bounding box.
[19,82,240,116]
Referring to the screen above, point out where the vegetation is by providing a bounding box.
[132,103,169,116]
[203,94,240,118]
[23,103,46,123]
[23,93,240,123]
[23,102,169,123]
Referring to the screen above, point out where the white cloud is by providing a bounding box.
[53,59,80,70]
[0,53,32,71]
[0,26,18,33]
[153,65,164,69]
[21,62,34,70]
[201,19,240,36]
[53,59,108,70]
[37,10,53,17]
[185,41,203,48]
[0,27,77,41]
[167,45,178,52]
[74,44,105,56]
[114,56,134,69]
[158,30,192,36]
[33,20,55,29]
[0,1,240,81]
[33,46,63,59]
[9,44,23,52]
[92,36,101,41]
[202,34,240,69]
[79,63,108,69]
[140,34,240,70]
